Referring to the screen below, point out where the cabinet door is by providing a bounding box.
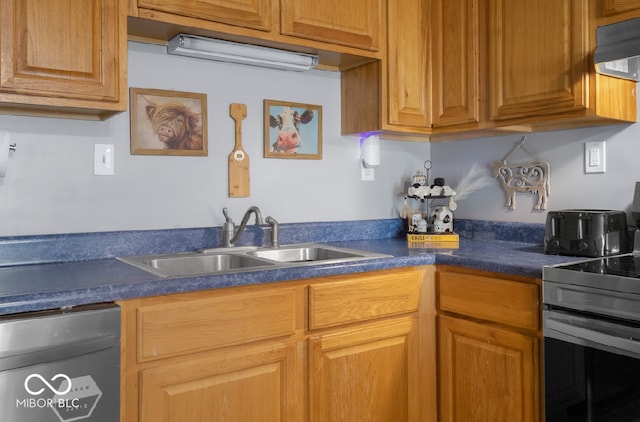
[280,0,381,51]
[308,317,423,422]
[386,0,430,128]
[137,0,272,31]
[384,0,484,131]
[438,315,539,422]
[431,0,483,128]
[0,0,124,108]
[489,0,589,122]
[140,341,300,422]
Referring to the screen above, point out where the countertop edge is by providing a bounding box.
[0,237,581,316]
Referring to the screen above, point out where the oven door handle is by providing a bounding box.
[544,309,640,358]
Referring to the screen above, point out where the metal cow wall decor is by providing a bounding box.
[490,137,550,210]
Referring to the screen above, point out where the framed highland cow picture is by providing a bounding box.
[264,99,322,159]
[129,88,208,156]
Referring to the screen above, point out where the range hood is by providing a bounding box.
[594,18,640,81]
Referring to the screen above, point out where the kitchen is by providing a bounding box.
[2,0,640,421]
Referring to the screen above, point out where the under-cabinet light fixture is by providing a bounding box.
[167,34,319,72]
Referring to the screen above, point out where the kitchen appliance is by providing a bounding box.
[0,303,120,422]
[594,18,640,81]
[544,209,630,257]
[543,187,640,421]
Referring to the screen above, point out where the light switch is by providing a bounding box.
[94,144,115,176]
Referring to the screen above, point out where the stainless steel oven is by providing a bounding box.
[543,251,640,421]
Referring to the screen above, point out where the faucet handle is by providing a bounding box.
[222,207,233,223]
[266,216,279,248]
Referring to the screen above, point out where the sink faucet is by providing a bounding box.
[222,206,263,247]
[266,216,279,248]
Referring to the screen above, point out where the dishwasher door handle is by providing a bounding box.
[0,333,117,371]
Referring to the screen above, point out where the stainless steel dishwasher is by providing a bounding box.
[0,303,120,422]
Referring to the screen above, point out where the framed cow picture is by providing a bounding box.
[129,88,208,156]
[263,99,322,159]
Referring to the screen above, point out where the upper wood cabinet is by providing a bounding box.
[599,0,640,23]
[489,0,588,123]
[128,0,383,70]
[384,0,430,130]
[343,0,637,141]
[488,0,635,129]
[343,0,485,140]
[429,0,484,130]
[0,0,127,119]
[137,0,273,32]
[280,0,382,51]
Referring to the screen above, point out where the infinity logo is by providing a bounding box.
[24,374,72,396]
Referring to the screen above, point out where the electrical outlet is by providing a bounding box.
[584,141,606,174]
[360,160,375,181]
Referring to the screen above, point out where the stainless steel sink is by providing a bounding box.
[117,252,275,278]
[117,243,390,278]
[248,244,371,263]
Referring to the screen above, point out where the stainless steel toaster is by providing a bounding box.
[544,209,630,257]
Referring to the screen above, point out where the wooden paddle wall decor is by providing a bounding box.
[228,103,250,197]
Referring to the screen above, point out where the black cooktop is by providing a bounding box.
[558,253,640,279]
[544,251,640,297]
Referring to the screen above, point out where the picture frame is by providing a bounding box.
[129,88,208,156]
[263,99,322,159]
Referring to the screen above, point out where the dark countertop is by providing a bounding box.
[0,235,581,316]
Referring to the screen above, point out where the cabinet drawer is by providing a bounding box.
[309,269,421,330]
[136,287,297,362]
[438,270,540,331]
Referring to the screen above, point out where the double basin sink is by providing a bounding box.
[117,243,390,278]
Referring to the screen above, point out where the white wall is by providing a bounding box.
[430,118,640,225]
[2,41,639,236]
[0,42,428,236]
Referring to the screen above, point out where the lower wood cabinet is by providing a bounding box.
[309,317,421,421]
[438,315,538,422]
[140,340,300,421]
[119,266,436,422]
[436,266,541,422]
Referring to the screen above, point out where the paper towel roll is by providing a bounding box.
[0,131,10,178]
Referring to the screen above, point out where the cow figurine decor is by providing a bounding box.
[269,107,315,153]
[429,206,454,233]
[490,137,550,210]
